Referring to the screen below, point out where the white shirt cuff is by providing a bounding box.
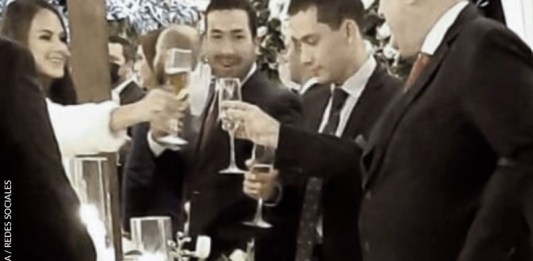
[146,130,183,157]
[147,130,168,157]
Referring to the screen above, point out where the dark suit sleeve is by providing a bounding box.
[267,89,304,126]
[122,123,156,230]
[275,125,361,180]
[457,25,533,260]
[123,122,186,232]
[267,86,362,178]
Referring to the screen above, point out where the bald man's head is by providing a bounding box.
[378,0,463,58]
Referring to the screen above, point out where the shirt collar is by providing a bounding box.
[336,56,377,98]
[300,77,320,95]
[242,62,257,85]
[421,1,469,55]
[111,77,135,103]
[112,77,135,96]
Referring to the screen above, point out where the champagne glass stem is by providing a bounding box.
[229,130,238,168]
[254,199,264,221]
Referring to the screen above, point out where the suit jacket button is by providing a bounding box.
[365,191,372,200]
[363,241,370,252]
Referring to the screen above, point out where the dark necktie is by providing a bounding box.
[295,177,323,261]
[199,79,218,150]
[322,87,349,135]
[404,53,430,91]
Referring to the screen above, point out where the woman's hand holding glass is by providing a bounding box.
[156,48,193,145]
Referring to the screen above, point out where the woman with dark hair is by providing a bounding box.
[1,0,181,157]
[135,29,162,89]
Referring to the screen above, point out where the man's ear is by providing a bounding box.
[254,36,261,55]
[343,19,360,44]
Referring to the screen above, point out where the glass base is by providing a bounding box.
[158,135,188,146]
[243,219,272,229]
[219,166,246,175]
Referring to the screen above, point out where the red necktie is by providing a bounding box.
[404,53,430,91]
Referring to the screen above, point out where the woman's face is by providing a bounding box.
[27,9,70,79]
[135,46,155,88]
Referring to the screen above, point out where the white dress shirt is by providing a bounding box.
[421,1,469,55]
[316,56,377,237]
[299,77,320,95]
[148,63,258,157]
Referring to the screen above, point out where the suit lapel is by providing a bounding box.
[192,80,216,161]
[362,5,480,189]
[302,85,330,132]
[341,67,386,140]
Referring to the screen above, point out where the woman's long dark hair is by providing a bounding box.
[1,0,77,105]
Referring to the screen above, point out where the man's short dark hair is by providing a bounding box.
[288,0,365,30]
[109,35,136,62]
[205,0,258,38]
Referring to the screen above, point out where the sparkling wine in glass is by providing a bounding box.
[218,77,246,174]
[243,145,274,228]
[159,48,193,146]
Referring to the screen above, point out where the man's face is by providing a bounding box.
[108,43,132,85]
[289,7,350,85]
[204,10,257,79]
[379,0,423,58]
[287,40,303,83]
[278,39,303,89]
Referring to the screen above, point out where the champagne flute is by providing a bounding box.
[159,48,192,146]
[218,77,246,174]
[243,145,274,228]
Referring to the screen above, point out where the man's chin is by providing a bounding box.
[314,75,332,85]
[214,67,238,79]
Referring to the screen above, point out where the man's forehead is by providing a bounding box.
[289,6,321,39]
[108,43,123,52]
[108,43,125,62]
[207,9,250,32]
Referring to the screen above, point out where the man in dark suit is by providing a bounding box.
[108,36,145,106]
[0,37,96,260]
[223,0,533,260]
[108,36,145,194]
[242,1,400,260]
[124,0,302,259]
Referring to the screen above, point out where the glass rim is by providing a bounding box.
[216,77,241,84]
[165,47,193,54]
[71,156,108,162]
[130,216,171,222]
